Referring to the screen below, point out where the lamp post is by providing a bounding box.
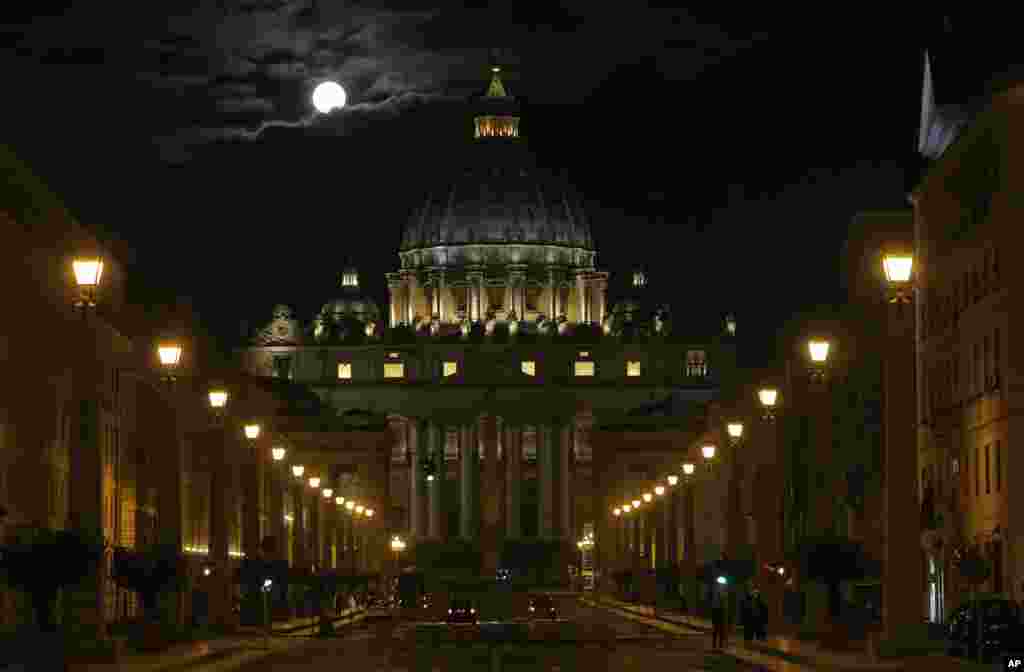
[758,388,779,422]
[880,249,920,645]
[808,339,831,384]
[756,385,784,629]
[208,387,228,426]
[391,536,406,586]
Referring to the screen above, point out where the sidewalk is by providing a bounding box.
[69,607,367,672]
[587,596,993,672]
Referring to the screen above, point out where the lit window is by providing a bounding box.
[338,362,352,379]
[388,352,401,359]
[574,361,595,377]
[633,271,646,288]
[384,363,405,379]
[522,361,536,376]
[627,361,641,377]
[579,351,590,358]
[341,271,359,287]
[443,361,458,377]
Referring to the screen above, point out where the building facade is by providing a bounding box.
[238,67,736,581]
[912,84,1024,619]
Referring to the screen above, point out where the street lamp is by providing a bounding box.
[157,342,183,384]
[682,462,695,477]
[758,387,779,421]
[244,423,261,441]
[365,508,374,518]
[355,505,364,515]
[208,387,228,425]
[335,496,345,506]
[808,339,831,382]
[322,488,333,499]
[727,422,744,443]
[292,465,305,478]
[642,492,653,503]
[272,446,286,461]
[308,476,320,489]
[613,508,621,516]
[346,501,355,511]
[632,499,641,509]
[701,444,716,461]
[654,485,665,496]
[882,252,914,304]
[667,475,679,486]
[72,256,104,311]
[622,504,632,514]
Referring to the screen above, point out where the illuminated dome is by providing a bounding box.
[386,63,609,331]
[315,268,381,341]
[399,65,594,265]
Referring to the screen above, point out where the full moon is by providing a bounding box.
[312,81,347,114]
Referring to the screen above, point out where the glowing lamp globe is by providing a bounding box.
[682,462,695,476]
[272,446,286,461]
[642,493,653,503]
[623,504,632,513]
[158,343,183,368]
[632,499,641,509]
[365,508,374,517]
[727,422,744,440]
[312,81,347,114]
[355,505,364,514]
[73,258,104,288]
[655,485,665,496]
[882,254,913,284]
[335,496,345,505]
[244,423,261,440]
[758,388,779,408]
[308,477,320,489]
[613,508,621,516]
[345,501,355,511]
[322,488,333,498]
[292,465,305,478]
[208,389,228,409]
[808,340,831,364]
[702,444,717,460]
[667,475,679,486]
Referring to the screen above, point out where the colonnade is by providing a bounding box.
[385,268,608,327]
[405,416,576,570]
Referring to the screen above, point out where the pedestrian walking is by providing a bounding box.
[711,585,728,651]
[753,589,769,641]
[740,590,755,643]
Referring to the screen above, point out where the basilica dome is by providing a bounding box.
[398,66,594,267]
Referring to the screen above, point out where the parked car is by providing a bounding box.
[947,598,1024,660]
[447,599,478,624]
[528,595,557,620]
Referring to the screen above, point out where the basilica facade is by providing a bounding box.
[238,67,736,581]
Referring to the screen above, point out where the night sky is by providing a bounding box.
[4,6,1014,367]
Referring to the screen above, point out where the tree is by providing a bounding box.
[111,544,185,624]
[795,535,879,619]
[0,526,105,633]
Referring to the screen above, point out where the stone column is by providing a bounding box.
[411,420,426,541]
[547,267,558,318]
[559,423,571,540]
[884,303,921,641]
[592,273,608,327]
[322,494,334,569]
[459,422,479,540]
[428,423,444,540]
[269,463,285,560]
[242,437,263,560]
[407,273,420,324]
[208,428,232,627]
[291,481,307,571]
[538,424,557,539]
[386,273,403,327]
[505,424,522,539]
[61,329,108,639]
[310,485,322,570]
[575,273,587,324]
[481,416,501,575]
[436,269,448,321]
[467,267,482,322]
